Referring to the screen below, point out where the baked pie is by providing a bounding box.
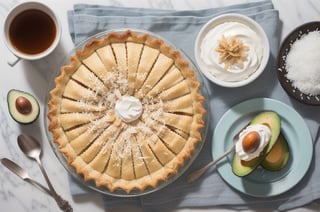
[48,30,206,193]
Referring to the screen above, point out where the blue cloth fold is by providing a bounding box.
[67,0,320,211]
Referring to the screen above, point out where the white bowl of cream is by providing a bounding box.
[195,13,270,87]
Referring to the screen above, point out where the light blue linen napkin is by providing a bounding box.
[67,0,320,211]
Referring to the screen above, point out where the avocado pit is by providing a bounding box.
[242,131,260,153]
[15,96,32,114]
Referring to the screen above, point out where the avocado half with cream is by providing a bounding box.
[232,111,281,177]
[7,89,40,124]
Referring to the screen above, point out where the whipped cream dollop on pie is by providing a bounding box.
[115,95,143,123]
[47,30,206,193]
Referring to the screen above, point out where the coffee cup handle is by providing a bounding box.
[7,52,21,66]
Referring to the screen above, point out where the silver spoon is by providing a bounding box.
[1,157,52,196]
[17,134,73,212]
[186,123,249,183]
[186,146,235,183]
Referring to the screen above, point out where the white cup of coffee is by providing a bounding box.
[3,1,61,66]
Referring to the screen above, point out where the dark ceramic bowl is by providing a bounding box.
[277,21,320,105]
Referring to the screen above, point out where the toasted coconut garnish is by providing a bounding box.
[215,35,250,70]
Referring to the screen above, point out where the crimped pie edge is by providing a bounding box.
[47,30,206,194]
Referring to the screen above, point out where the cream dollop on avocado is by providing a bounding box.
[235,124,271,161]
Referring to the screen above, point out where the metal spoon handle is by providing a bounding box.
[25,177,52,196]
[35,158,57,193]
[36,158,73,212]
[55,194,74,212]
[17,135,73,212]
[186,145,235,183]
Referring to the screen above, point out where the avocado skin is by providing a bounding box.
[261,133,290,171]
[232,111,281,177]
[7,89,40,124]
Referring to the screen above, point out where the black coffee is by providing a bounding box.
[9,9,56,55]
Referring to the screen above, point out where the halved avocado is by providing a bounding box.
[7,89,40,124]
[261,133,290,171]
[232,111,281,177]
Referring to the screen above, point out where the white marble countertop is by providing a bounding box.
[0,0,319,211]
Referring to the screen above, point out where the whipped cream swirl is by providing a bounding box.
[200,21,263,82]
[115,96,143,123]
[235,124,271,161]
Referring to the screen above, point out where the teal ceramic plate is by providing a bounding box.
[212,98,313,197]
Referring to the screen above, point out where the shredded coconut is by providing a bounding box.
[285,31,320,96]
[70,59,169,165]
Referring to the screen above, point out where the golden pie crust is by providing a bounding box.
[48,30,206,193]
